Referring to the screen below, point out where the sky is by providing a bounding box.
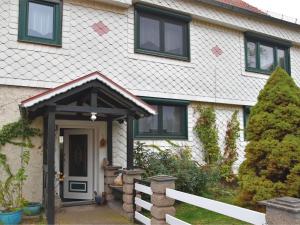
[245,0,300,22]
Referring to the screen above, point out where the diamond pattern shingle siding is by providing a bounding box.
[0,0,299,105]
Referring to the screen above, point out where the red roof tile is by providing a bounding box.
[217,0,264,14]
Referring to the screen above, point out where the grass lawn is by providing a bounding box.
[175,203,249,225]
[174,185,251,225]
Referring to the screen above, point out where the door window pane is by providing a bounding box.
[138,106,158,134]
[28,2,54,39]
[277,49,286,69]
[247,42,256,68]
[260,44,274,71]
[139,15,160,51]
[69,135,87,177]
[162,106,184,134]
[164,22,184,55]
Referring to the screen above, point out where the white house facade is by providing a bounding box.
[0,0,300,216]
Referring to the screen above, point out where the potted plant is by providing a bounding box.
[0,149,30,224]
[0,119,40,225]
[23,202,42,216]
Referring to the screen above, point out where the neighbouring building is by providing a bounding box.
[0,0,300,222]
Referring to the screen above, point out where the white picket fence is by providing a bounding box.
[166,189,266,225]
[133,181,266,225]
[134,181,153,225]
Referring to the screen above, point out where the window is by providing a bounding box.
[135,4,191,61]
[243,106,251,141]
[18,0,62,46]
[245,34,291,74]
[134,99,188,139]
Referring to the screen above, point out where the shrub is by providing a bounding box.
[194,106,220,165]
[134,141,220,196]
[237,67,300,207]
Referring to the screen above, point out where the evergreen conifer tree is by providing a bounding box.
[238,67,300,207]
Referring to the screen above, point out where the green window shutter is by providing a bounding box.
[18,0,62,46]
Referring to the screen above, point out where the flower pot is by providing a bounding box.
[0,209,23,225]
[23,202,42,216]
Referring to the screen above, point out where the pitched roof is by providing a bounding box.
[21,71,157,115]
[216,0,264,14]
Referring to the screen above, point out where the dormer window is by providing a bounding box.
[18,0,62,46]
[134,4,191,61]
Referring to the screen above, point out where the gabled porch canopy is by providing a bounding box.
[20,71,156,224]
[21,71,156,119]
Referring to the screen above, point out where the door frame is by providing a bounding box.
[55,120,107,201]
[63,129,93,199]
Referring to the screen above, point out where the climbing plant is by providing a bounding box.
[0,118,40,211]
[221,110,240,183]
[194,105,220,165]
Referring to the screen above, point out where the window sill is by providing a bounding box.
[134,135,188,140]
[135,48,190,62]
[18,39,62,48]
[242,70,270,79]
[128,51,194,68]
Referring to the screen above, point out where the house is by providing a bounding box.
[0,0,300,223]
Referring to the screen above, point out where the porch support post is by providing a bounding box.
[45,106,56,225]
[107,118,113,165]
[126,115,134,169]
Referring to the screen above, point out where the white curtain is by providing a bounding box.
[28,2,54,39]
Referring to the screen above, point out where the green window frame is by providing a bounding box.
[134,98,189,140]
[243,106,251,141]
[245,33,291,75]
[18,0,62,46]
[134,4,191,61]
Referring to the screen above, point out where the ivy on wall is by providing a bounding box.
[194,105,220,165]
[221,110,240,183]
[0,119,40,211]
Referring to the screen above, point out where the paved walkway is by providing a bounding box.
[56,204,133,224]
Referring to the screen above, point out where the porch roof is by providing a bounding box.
[20,71,156,118]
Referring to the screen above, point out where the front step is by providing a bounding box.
[62,200,95,207]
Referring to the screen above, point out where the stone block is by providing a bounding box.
[104,169,118,177]
[260,197,300,225]
[123,174,142,184]
[123,183,134,194]
[151,193,175,207]
[123,203,134,213]
[151,180,175,194]
[123,193,133,204]
[104,176,115,185]
[151,206,175,220]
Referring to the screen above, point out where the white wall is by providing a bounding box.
[0,0,299,105]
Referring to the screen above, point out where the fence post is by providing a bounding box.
[122,169,144,219]
[260,197,300,225]
[104,166,121,202]
[150,175,176,225]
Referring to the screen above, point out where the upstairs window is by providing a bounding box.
[134,99,188,139]
[135,4,191,61]
[18,0,62,46]
[245,34,291,74]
